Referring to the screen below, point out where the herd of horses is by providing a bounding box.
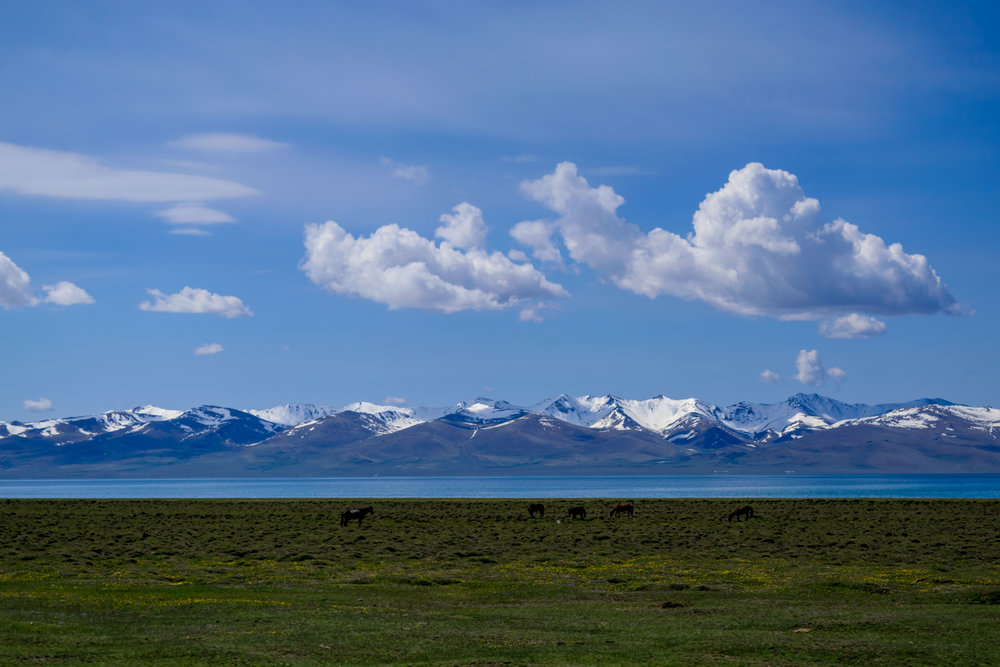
[337,502,755,526]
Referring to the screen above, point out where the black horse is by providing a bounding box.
[340,505,374,527]
[609,502,634,518]
[567,506,586,520]
[528,503,545,519]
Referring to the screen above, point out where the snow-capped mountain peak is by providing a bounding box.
[532,394,717,434]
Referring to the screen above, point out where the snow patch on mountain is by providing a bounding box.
[0,405,186,442]
[847,404,1000,434]
[451,398,528,423]
[248,404,337,426]
[133,405,184,420]
[947,405,1000,429]
[780,413,830,434]
[340,403,424,434]
[185,406,236,428]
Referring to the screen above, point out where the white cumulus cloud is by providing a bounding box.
[168,133,289,153]
[23,397,53,412]
[0,251,38,308]
[155,203,235,224]
[0,142,257,202]
[510,219,563,265]
[517,162,958,335]
[2,251,93,309]
[139,287,253,318]
[436,203,488,249]
[300,217,568,314]
[759,369,781,384]
[194,342,224,356]
[43,281,95,306]
[794,349,845,387]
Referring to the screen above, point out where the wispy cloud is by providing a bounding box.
[0,142,257,202]
[587,165,654,177]
[380,157,430,186]
[155,203,235,224]
[194,342,224,356]
[818,313,887,339]
[139,287,252,318]
[168,133,289,153]
[501,154,538,164]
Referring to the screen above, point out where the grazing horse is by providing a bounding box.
[340,505,374,527]
[727,504,754,522]
[609,502,634,518]
[528,503,545,519]
[567,506,586,520]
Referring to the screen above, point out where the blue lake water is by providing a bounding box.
[0,474,998,499]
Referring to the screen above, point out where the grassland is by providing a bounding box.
[1,498,998,665]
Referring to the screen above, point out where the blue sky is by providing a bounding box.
[2,1,998,420]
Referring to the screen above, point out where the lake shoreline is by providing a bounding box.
[2,473,999,499]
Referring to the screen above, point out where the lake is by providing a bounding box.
[0,474,998,499]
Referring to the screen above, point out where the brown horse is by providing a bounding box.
[340,505,374,527]
[727,504,754,522]
[609,502,634,518]
[567,506,586,520]
[528,503,545,519]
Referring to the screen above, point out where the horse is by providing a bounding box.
[609,502,634,518]
[727,504,754,522]
[340,505,374,527]
[528,503,545,519]
[567,506,586,520]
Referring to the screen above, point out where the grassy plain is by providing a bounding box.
[1,498,998,665]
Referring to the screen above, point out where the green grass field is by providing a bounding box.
[1,498,998,665]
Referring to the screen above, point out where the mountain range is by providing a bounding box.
[2,393,998,477]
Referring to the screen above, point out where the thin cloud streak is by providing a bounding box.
[0,142,257,202]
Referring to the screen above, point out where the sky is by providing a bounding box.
[1,1,998,421]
